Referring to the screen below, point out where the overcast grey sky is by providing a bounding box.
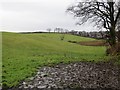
[0,0,98,32]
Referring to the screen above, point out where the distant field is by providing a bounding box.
[2,32,107,87]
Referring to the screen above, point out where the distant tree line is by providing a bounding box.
[46,28,108,39]
[46,28,69,33]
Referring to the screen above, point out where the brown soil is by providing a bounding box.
[78,40,108,46]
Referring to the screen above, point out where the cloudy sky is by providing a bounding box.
[0,0,98,32]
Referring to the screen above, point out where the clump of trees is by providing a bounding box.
[54,28,69,33]
[67,0,120,55]
[46,28,51,33]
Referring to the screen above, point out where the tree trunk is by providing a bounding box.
[106,24,117,55]
[117,31,120,42]
[109,26,116,46]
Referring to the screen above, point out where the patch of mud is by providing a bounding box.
[10,61,120,90]
[78,41,108,46]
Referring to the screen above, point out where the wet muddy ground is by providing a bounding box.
[11,61,120,90]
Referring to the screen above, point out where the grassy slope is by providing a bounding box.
[2,32,106,87]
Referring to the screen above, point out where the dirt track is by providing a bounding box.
[13,61,120,90]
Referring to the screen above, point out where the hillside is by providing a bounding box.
[2,32,106,87]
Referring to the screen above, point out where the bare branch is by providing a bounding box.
[67,0,120,46]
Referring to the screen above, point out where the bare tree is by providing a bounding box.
[46,28,51,33]
[65,29,69,33]
[67,0,120,47]
[54,28,57,33]
[54,28,63,33]
[60,28,64,33]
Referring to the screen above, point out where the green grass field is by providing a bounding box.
[2,32,107,87]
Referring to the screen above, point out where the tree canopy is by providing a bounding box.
[67,0,120,46]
